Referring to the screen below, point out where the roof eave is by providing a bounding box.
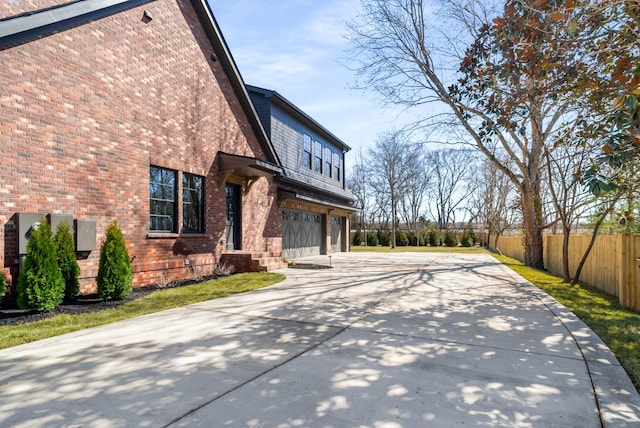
[246,85,352,153]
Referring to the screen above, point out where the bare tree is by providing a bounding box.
[348,149,370,244]
[400,148,430,241]
[346,0,626,269]
[425,148,477,230]
[368,130,414,247]
[543,143,595,282]
[469,158,519,252]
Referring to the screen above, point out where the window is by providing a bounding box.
[333,152,340,181]
[324,147,332,177]
[314,140,322,173]
[150,166,177,232]
[183,173,204,233]
[303,134,312,169]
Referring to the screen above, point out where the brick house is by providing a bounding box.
[0,0,355,300]
[247,86,356,260]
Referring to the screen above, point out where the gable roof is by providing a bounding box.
[0,0,281,166]
[246,85,352,153]
[0,0,155,49]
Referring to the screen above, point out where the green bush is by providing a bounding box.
[408,233,417,246]
[54,222,81,299]
[460,230,474,247]
[396,230,409,246]
[97,221,132,301]
[419,234,427,246]
[366,233,379,246]
[443,230,459,247]
[352,229,362,246]
[428,230,441,247]
[378,230,392,247]
[17,219,65,312]
[468,229,477,245]
[0,271,7,302]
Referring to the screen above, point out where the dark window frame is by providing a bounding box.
[333,152,341,181]
[150,166,177,233]
[324,146,332,178]
[182,173,205,234]
[303,134,312,169]
[313,140,323,174]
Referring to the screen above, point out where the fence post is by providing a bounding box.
[631,235,639,311]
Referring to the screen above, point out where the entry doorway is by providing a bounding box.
[225,183,241,250]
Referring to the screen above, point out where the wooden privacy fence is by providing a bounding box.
[490,234,640,311]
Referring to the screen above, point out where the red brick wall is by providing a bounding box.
[0,0,280,295]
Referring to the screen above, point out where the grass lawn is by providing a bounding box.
[351,245,487,254]
[494,254,640,391]
[0,272,285,350]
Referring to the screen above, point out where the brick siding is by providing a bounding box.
[0,0,280,296]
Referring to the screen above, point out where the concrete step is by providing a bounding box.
[220,252,287,273]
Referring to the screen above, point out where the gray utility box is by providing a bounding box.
[76,219,97,252]
[49,213,73,235]
[17,212,47,255]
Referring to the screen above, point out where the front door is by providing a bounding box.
[225,184,241,250]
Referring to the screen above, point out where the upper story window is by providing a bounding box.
[182,173,204,233]
[303,134,312,169]
[313,140,322,173]
[333,152,341,181]
[324,147,332,178]
[150,166,177,232]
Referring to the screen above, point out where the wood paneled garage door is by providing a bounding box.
[282,210,323,259]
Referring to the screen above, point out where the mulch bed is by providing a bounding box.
[0,277,215,327]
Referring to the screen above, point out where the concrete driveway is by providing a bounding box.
[1,252,639,427]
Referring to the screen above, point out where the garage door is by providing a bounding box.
[330,216,344,253]
[282,210,323,259]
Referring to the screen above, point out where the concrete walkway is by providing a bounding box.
[1,253,639,427]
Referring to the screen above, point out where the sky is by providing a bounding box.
[208,0,414,170]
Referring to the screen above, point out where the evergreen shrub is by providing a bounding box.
[367,233,379,246]
[396,230,409,246]
[54,222,81,299]
[378,230,391,247]
[97,221,132,301]
[0,272,7,302]
[17,219,65,311]
[408,233,417,246]
[460,230,474,247]
[443,230,459,247]
[428,230,441,247]
[352,229,362,246]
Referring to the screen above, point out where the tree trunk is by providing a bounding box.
[561,223,571,282]
[573,195,621,285]
[521,186,545,269]
[391,199,397,248]
[493,233,502,256]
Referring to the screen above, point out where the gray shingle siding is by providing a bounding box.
[248,93,272,136]
[271,104,345,190]
[247,85,354,204]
